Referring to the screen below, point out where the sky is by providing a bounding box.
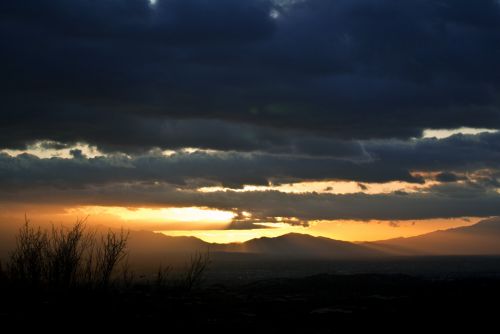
[1,0,500,243]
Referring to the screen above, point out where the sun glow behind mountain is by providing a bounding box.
[0,202,481,244]
[156,218,479,243]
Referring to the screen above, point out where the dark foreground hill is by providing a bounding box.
[1,272,499,331]
[2,221,500,331]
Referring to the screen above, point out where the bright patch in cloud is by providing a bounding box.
[269,9,280,19]
[1,141,103,159]
[78,206,235,224]
[198,180,436,195]
[423,127,498,139]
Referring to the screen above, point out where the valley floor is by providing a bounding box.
[2,258,500,331]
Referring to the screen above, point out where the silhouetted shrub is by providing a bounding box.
[2,218,211,296]
[46,219,90,288]
[5,218,129,291]
[93,228,129,289]
[120,256,135,290]
[155,264,172,291]
[181,250,211,291]
[0,260,5,283]
[8,219,48,287]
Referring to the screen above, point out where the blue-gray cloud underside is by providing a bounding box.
[1,0,500,152]
[2,182,500,221]
[2,0,500,222]
[2,132,500,188]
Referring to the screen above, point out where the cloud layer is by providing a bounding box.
[2,0,500,151]
[1,0,500,225]
[2,132,500,189]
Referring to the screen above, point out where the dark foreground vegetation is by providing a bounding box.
[1,222,499,331]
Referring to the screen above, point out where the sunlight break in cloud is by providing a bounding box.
[422,128,499,139]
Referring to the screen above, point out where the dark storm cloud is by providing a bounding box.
[0,0,275,43]
[3,0,500,223]
[0,149,421,190]
[2,131,500,189]
[435,172,465,183]
[0,117,366,156]
[365,131,500,172]
[2,181,500,221]
[224,221,271,230]
[1,0,500,153]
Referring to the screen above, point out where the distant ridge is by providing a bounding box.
[213,233,383,258]
[365,217,500,255]
[3,218,500,262]
[84,217,500,258]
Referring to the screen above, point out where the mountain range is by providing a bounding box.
[2,217,500,261]
[364,217,500,255]
[129,217,500,259]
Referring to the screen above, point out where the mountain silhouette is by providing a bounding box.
[121,231,384,261]
[365,217,500,255]
[127,230,208,254]
[214,233,382,258]
[3,218,500,263]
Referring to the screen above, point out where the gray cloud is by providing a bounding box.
[1,0,500,153]
[435,172,466,183]
[3,132,500,189]
[0,149,420,190]
[2,181,500,221]
[2,0,500,223]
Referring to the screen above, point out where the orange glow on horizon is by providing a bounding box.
[64,206,236,224]
[158,227,302,244]
[0,204,482,244]
[157,218,480,244]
